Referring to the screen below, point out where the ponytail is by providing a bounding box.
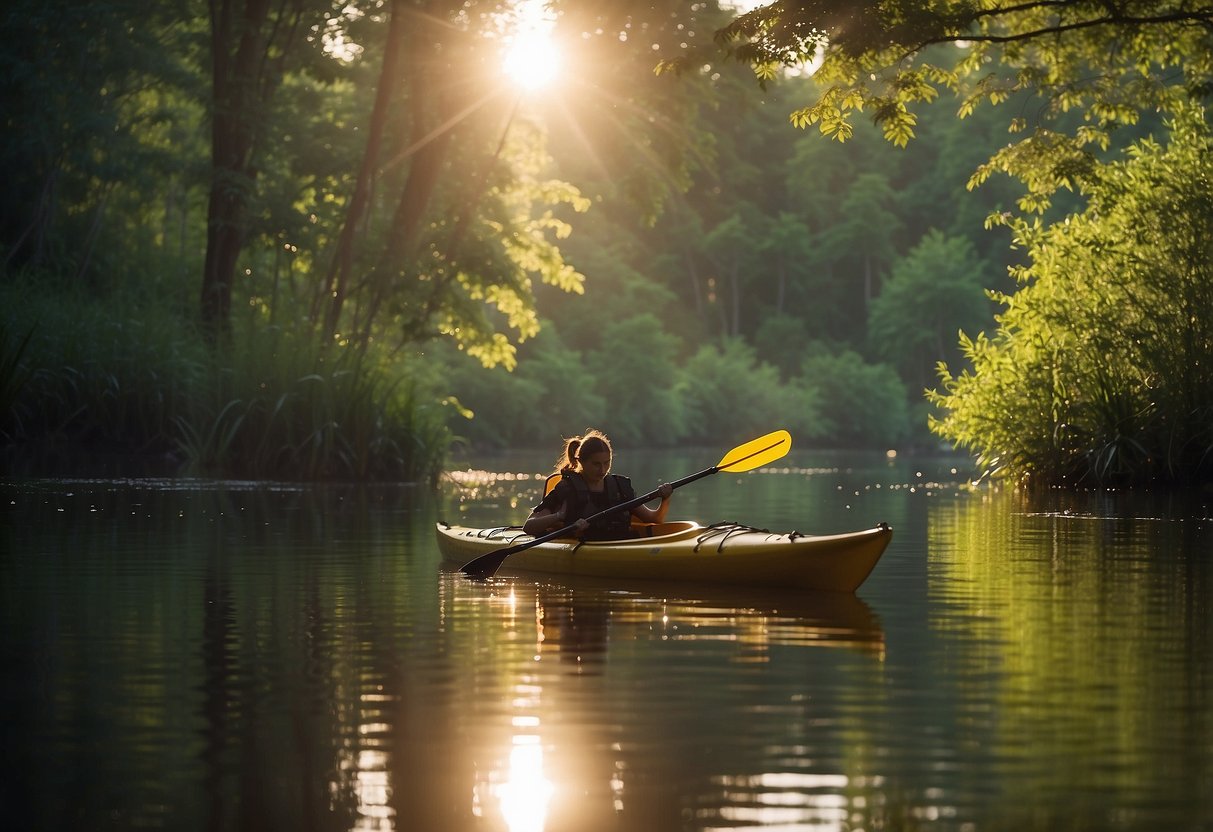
[557,437,582,474]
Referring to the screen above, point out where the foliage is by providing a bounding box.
[753,314,809,380]
[0,0,205,277]
[680,0,1213,481]
[3,277,207,459]
[514,326,609,441]
[799,348,911,447]
[2,0,1080,473]
[179,329,450,482]
[584,314,687,446]
[868,230,993,392]
[429,341,547,451]
[930,109,1213,485]
[701,2,1210,164]
[678,337,826,444]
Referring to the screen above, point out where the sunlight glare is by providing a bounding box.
[501,1,561,92]
[503,29,562,91]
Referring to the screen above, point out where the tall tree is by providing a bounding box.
[202,0,327,338]
[321,0,407,339]
[832,172,902,310]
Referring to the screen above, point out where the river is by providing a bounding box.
[2,448,1210,831]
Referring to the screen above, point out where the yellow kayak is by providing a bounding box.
[436,520,892,593]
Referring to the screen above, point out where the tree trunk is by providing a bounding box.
[355,3,470,346]
[863,252,873,309]
[201,0,302,341]
[776,258,786,314]
[322,0,407,339]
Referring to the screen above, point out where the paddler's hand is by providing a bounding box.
[573,518,589,533]
[657,482,673,500]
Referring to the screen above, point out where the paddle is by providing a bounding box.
[459,429,793,581]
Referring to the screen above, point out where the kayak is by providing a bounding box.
[436,520,892,593]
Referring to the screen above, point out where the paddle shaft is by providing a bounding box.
[460,435,785,580]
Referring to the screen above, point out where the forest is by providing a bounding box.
[2,0,1211,486]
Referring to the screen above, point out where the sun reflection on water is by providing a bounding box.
[473,661,555,832]
[339,689,399,831]
[474,727,556,832]
[497,736,555,832]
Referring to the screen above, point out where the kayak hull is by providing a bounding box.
[436,520,891,593]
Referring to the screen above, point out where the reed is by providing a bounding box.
[176,327,448,482]
[2,280,449,482]
[3,281,205,459]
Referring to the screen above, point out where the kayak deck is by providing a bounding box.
[436,520,892,593]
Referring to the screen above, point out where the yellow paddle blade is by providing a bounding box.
[716,430,792,472]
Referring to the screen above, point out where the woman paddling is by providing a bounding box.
[523,429,673,540]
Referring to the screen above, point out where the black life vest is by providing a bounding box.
[558,471,634,540]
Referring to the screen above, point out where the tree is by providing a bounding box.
[201,0,329,338]
[679,337,825,443]
[703,211,761,337]
[585,314,686,445]
[0,1,203,279]
[753,314,809,379]
[830,172,902,310]
[702,3,1210,140]
[687,0,1213,479]
[798,348,909,446]
[321,0,407,339]
[868,229,992,393]
[757,212,815,316]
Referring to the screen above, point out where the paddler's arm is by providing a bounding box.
[523,504,560,536]
[631,482,673,524]
[523,501,588,536]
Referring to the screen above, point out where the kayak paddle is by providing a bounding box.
[459,429,792,581]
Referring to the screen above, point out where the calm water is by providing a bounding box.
[2,449,1211,832]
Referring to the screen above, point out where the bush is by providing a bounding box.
[798,349,910,447]
[930,108,1213,485]
[679,337,827,444]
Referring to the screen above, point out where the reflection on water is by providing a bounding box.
[2,459,1211,832]
[925,488,1213,828]
[446,573,888,830]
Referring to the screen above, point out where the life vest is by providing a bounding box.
[552,471,634,539]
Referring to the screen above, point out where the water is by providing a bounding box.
[2,449,1211,831]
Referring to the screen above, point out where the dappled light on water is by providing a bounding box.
[710,771,888,831]
[348,748,393,830]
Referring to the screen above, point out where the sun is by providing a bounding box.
[503,29,561,91]
[501,3,562,92]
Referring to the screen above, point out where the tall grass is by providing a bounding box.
[3,280,206,459]
[177,324,449,482]
[2,279,449,482]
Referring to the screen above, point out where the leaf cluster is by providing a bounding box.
[930,106,1213,485]
[714,1,1212,161]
